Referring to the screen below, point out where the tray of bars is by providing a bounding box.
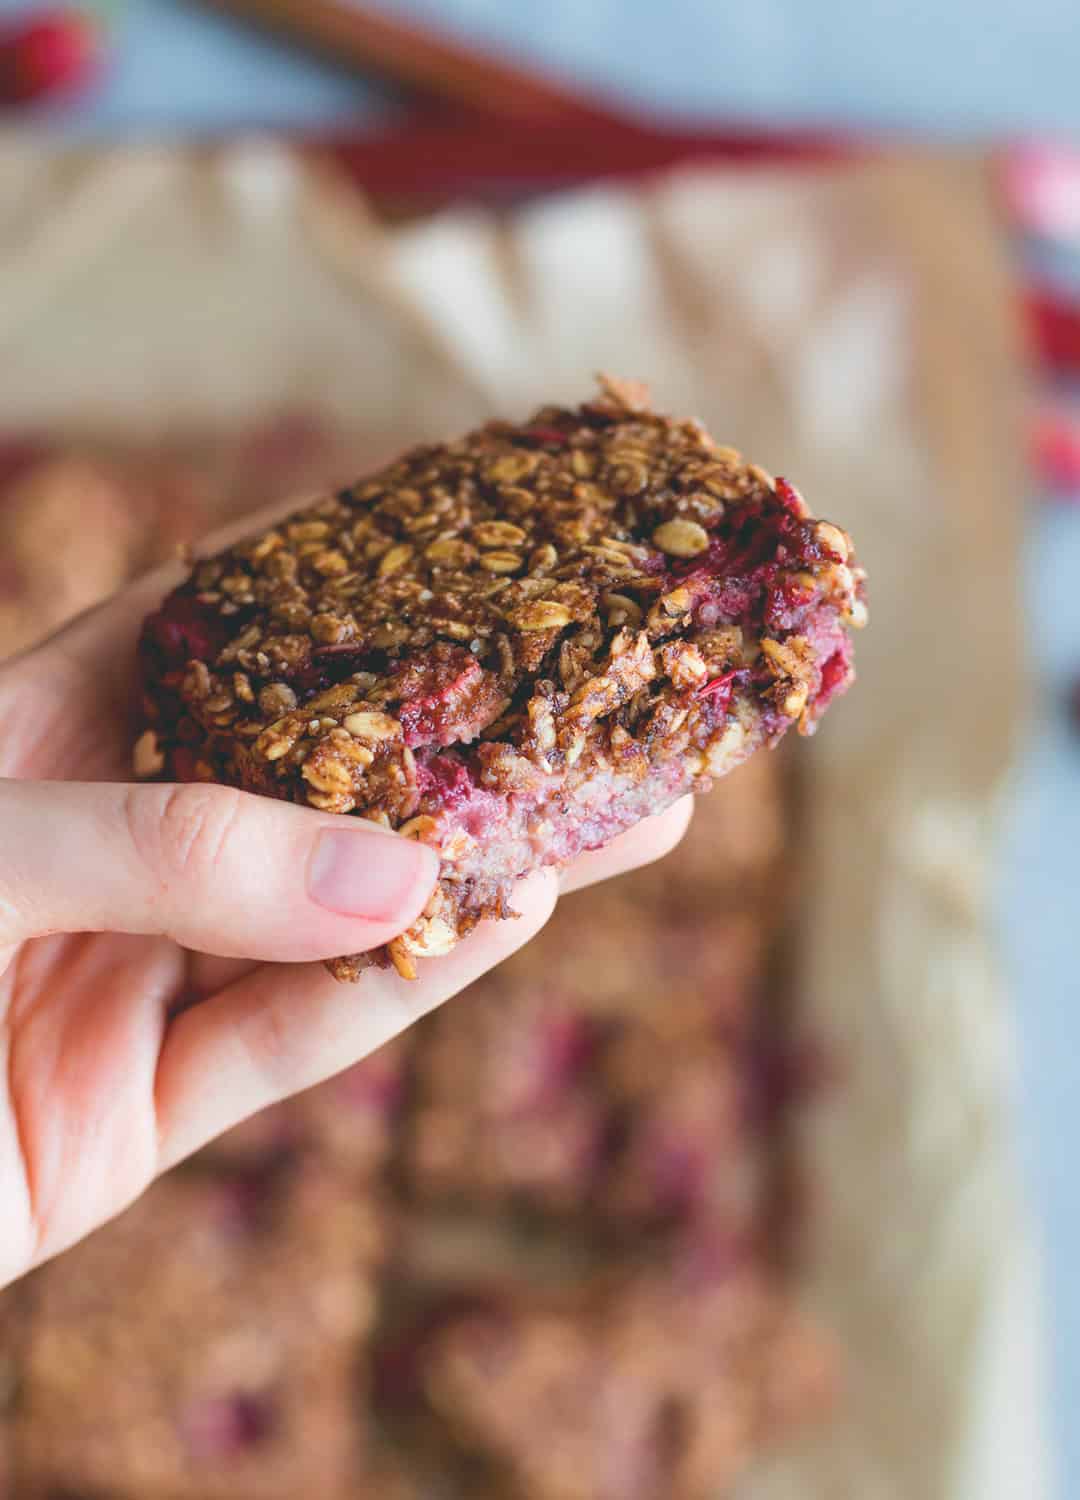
[0,141,1044,1500]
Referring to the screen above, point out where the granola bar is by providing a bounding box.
[405,753,786,1220]
[418,1228,834,1500]
[0,456,155,659]
[406,897,768,1222]
[136,377,864,981]
[10,1164,381,1499]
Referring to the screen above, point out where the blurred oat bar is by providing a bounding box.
[0,455,158,659]
[9,1163,381,1499]
[0,418,360,667]
[0,1289,28,1500]
[405,753,786,1222]
[417,1225,834,1500]
[405,956,769,1229]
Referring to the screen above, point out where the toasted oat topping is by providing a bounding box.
[138,378,865,824]
[138,378,863,986]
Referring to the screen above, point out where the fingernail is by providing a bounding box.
[308,828,435,921]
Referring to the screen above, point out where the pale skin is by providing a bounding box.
[0,508,692,1289]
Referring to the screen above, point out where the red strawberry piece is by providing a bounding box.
[695,667,740,710]
[520,425,567,446]
[141,592,232,671]
[180,1393,276,1459]
[412,750,476,810]
[395,649,504,747]
[1032,408,1080,494]
[765,572,816,630]
[1025,292,1080,372]
[0,9,104,107]
[774,476,808,516]
[816,642,853,710]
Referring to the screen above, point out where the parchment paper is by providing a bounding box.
[0,139,1047,1500]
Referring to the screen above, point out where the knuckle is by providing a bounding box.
[127,782,247,890]
[242,984,353,1104]
[245,995,301,1097]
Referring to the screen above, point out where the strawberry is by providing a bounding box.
[0,8,104,107]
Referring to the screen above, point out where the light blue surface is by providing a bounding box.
[2,0,1080,136]
[1000,504,1080,1500]
[0,0,389,131]
[5,2,1080,1495]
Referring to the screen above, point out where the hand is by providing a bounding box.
[0,520,692,1288]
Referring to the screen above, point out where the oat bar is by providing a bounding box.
[407,889,769,1222]
[136,377,865,980]
[11,1165,381,1499]
[422,1229,835,1500]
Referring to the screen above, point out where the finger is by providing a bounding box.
[0,779,438,963]
[559,796,694,895]
[183,800,690,997]
[154,870,559,1169]
[184,952,260,1000]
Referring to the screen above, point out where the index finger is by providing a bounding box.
[153,871,560,1171]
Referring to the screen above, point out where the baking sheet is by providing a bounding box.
[0,139,1047,1499]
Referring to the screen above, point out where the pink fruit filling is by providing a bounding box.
[333,1053,406,1116]
[179,1393,276,1460]
[394,652,505,749]
[394,607,844,927]
[140,591,238,675]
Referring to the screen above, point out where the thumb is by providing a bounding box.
[0,779,438,962]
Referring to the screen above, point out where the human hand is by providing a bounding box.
[0,518,691,1287]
